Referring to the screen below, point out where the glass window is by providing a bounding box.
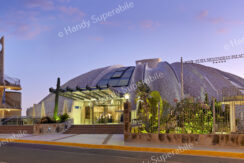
[97,67,135,87]
[118,79,130,86]
[111,71,124,78]
[108,79,119,86]
[122,71,132,78]
[116,67,128,71]
[103,72,114,79]
[97,79,108,87]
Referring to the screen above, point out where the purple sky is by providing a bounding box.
[0,0,244,115]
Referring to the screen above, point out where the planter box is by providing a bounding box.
[33,123,66,135]
[125,133,244,147]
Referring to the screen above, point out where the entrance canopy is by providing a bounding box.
[49,84,127,125]
[49,85,125,102]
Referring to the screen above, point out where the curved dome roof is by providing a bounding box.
[27,59,244,117]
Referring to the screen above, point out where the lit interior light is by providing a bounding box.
[124,94,130,100]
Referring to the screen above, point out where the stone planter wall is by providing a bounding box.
[125,133,244,147]
[34,123,67,135]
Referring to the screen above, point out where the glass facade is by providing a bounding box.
[93,101,124,124]
[97,66,135,88]
[72,99,124,125]
[70,89,126,125]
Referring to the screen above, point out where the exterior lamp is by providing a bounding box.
[124,93,130,100]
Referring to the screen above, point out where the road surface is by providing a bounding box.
[0,143,243,163]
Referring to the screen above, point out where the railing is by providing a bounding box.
[4,75,21,87]
[131,102,231,134]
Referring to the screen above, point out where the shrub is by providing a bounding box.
[58,113,70,123]
[40,116,56,124]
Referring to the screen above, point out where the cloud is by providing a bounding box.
[0,8,52,40]
[140,20,160,30]
[100,21,121,27]
[89,36,104,42]
[25,0,85,19]
[56,0,70,3]
[25,0,55,10]
[198,10,208,19]
[100,20,160,31]
[127,25,135,30]
[216,28,228,34]
[225,20,244,25]
[1,0,86,39]
[58,6,84,17]
[197,10,244,25]
[210,18,224,24]
[13,24,51,39]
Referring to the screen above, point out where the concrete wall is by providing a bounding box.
[33,123,67,135]
[125,133,244,147]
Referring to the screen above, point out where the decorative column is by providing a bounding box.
[0,36,4,107]
[62,100,68,114]
[53,78,60,120]
[212,98,216,133]
[33,104,36,118]
[181,57,184,100]
[41,102,46,117]
[230,102,236,133]
[158,102,161,134]
[124,100,131,141]
[0,36,4,85]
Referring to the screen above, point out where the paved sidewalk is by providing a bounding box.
[0,133,244,154]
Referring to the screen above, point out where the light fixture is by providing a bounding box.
[124,93,130,100]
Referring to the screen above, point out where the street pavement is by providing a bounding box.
[0,143,243,163]
[0,133,243,154]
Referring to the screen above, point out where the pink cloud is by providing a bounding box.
[197,10,208,19]
[197,10,244,26]
[178,5,187,12]
[89,36,104,42]
[0,8,52,39]
[25,0,55,10]
[210,17,224,24]
[140,20,160,30]
[25,0,85,19]
[225,20,244,25]
[58,6,84,17]
[128,25,135,30]
[56,0,71,3]
[216,28,228,34]
[1,0,86,39]
[13,24,51,39]
[100,21,121,27]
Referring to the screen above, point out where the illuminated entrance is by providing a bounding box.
[221,95,244,133]
[49,67,134,125]
[50,85,127,125]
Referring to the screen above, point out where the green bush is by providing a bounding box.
[40,116,56,124]
[58,113,70,123]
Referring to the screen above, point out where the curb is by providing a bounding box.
[0,138,244,160]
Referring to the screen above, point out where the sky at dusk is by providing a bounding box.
[0,0,244,115]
